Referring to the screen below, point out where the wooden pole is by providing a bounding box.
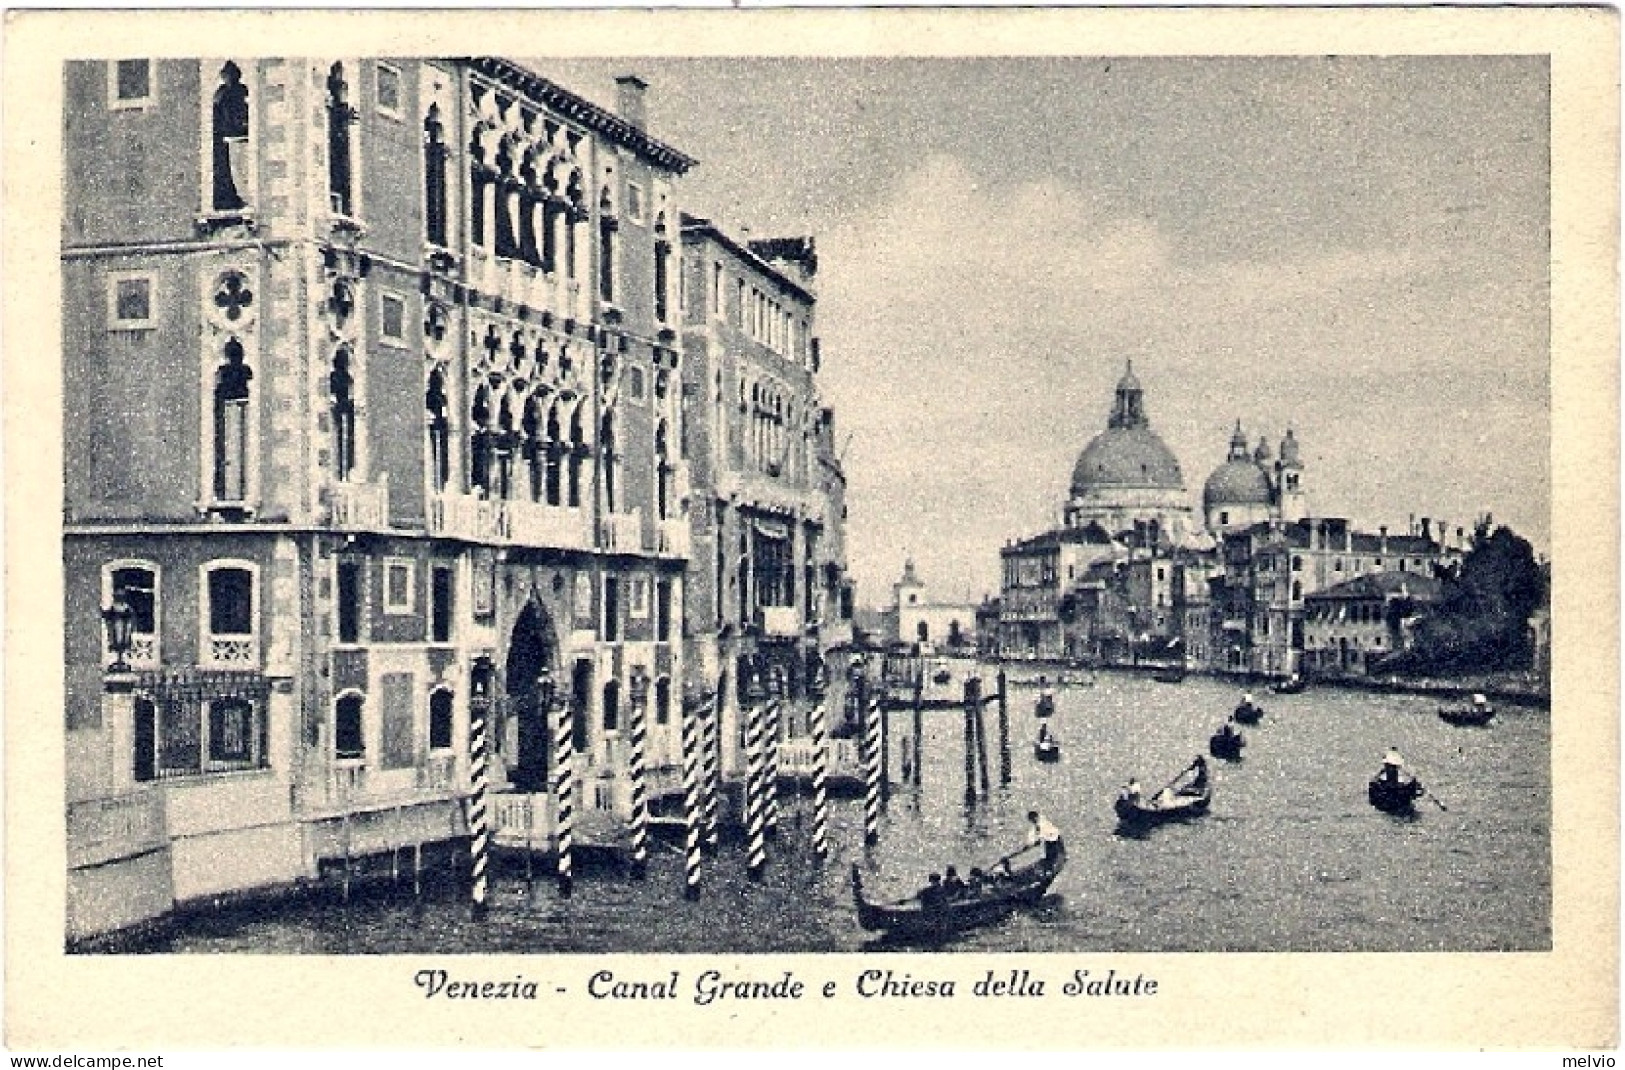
[912,670,925,786]
[973,676,991,796]
[997,668,1012,786]
[962,676,980,805]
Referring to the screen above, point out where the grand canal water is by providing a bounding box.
[155,671,1549,954]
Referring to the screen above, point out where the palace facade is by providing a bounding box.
[63,58,846,942]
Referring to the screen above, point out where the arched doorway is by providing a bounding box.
[505,601,557,793]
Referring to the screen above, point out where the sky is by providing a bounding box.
[542,56,1551,606]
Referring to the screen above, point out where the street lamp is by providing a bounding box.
[102,590,135,673]
[535,665,556,713]
[629,665,650,711]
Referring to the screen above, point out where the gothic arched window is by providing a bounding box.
[655,420,671,520]
[423,104,449,247]
[211,61,250,212]
[522,395,544,502]
[213,339,252,501]
[567,407,586,508]
[425,369,450,492]
[326,63,355,217]
[470,385,493,497]
[544,403,563,507]
[329,348,356,481]
[600,411,618,513]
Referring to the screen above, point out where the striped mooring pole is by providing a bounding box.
[553,685,575,898]
[468,670,493,918]
[744,670,769,880]
[811,700,829,858]
[863,690,883,847]
[763,690,782,839]
[626,668,651,878]
[700,688,721,854]
[681,678,704,899]
[973,676,992,796]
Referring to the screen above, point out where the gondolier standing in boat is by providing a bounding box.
[1381,746,1405,783]
[1026,810,1064,862]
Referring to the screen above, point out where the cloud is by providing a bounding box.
[815,157,1548,604]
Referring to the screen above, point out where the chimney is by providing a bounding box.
[615,74,648,131]
[1379,525,1388,554]
[1420,517,1432,542]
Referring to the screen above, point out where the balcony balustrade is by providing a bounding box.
[507,499,592,550]
[656,517,691,558]
[599,508,644,553]
[428,491,505,542]
[327,478,389,531]
[758,605,802,637]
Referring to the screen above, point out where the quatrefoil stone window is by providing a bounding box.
[213,272,255,323]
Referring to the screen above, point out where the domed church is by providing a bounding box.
[1202,421,1308,533]
[1062,362,1193,547]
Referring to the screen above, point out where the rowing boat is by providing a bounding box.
[851,845,1066,940]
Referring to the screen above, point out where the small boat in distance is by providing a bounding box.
[1209,723,1245,760]
[1115,758,1212,829]
[1150,667,1187,684]
[1368,772,1426,815]
[1271,674,1307,695]
[1232,695,1264,725]
[1439,694,1494,727]
[1034,724,1061,763]
[1034,690,1056,718]
[850,843,1066,941]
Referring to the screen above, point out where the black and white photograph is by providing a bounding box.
[6,5,1616,1053]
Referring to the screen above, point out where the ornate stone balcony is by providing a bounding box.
[327,477,389,531]
[599,507,644,553]
[758,606,803,638]
[428,491,505,542]
[507,499,592,551]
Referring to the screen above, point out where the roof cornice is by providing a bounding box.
[463,58,697,175]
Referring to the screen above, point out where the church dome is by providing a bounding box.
[1071,428,1185,495]
[1203,458,1272,509]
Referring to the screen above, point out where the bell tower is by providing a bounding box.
[1275,428,1307,522]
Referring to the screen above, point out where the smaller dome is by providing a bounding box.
[1204,459,1272,509]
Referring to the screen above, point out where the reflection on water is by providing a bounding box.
[155,672,1550,954]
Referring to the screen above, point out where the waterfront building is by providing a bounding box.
[885,558,979,653]
[994,361,1462,675]
[63,57,698,941]
[678,217,850,764]
[1300,572,1444,677]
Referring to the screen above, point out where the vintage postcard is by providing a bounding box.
[3,5,1617,1052]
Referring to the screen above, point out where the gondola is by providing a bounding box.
[850,844,1066,941]
[1208,725,1245,760]
[932,669,952,685]
[1439,695,1494,727]
[1034,692,1056,718]
[1368,772,1426,815]
[1231,700,1264,725]
[1034,735,1061,762]
[1271,674,1307,695]
[1150,668,1187,684]
[1114,764,1213,828]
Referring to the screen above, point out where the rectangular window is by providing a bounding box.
[380,292,407,344]
[629,576,649,619]
[336,559,362,644]
[431,565,454,643]
[204,564,256,668]
[384,559,415,614]
[656,579,672,642]
[110,59,152,108]
[627,365,646,402]
[429,689,454,751]
[712,263,723,319]
[375,62,403,120]
[107,273,155,329]
[603,576,620,641]
[626,183,646,224]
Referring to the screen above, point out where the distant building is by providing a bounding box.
[1301,572,1444,676]
[994,361,1464,674]
[886,558,979,653]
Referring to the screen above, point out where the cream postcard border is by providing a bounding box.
[4,6,1617,1050]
